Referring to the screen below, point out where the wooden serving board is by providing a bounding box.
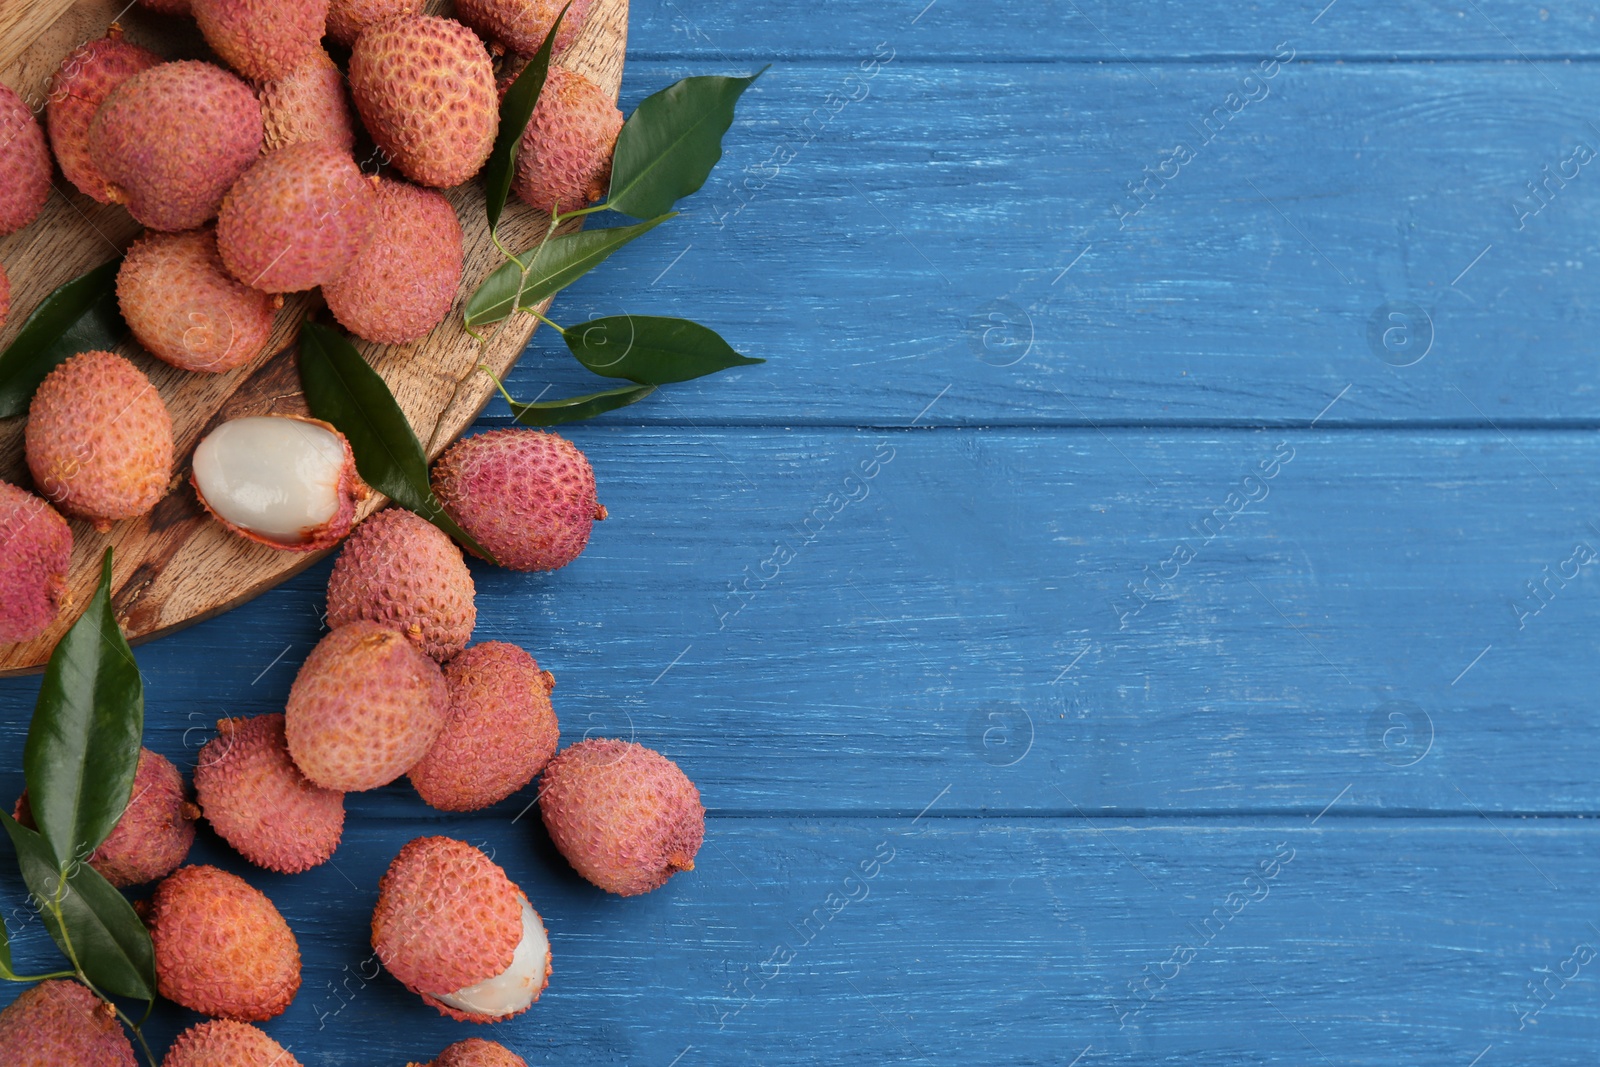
[0,0,629,675]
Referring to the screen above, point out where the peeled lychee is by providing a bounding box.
[457,0,594,56]
[431,429,604,572]
[349,16,497,188]
[323,178,464,343]
[410,643,557,812]
[192,0,329,83]
[259,47,356,153]
[45,27,162,204]
[512,66,621,215]
[25,350,174,531]
[0,980,135,1067]
[372,836,551,1022]
[539,739,704,896]
[285,621,448,791]
[0,482,71,645]
[162,1020,303,1067]
[325,507,477,661]
[0,84,51,236]
[195,714,345,873]
[118,228,281,373]
[88,61,263,231]
[411,1039,529,1067]
[327,0,424,46]
[146,865,301,1021]
[191,415,366,550]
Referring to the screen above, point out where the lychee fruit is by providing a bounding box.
[323,178,464,343]
[194,714,345,874]
[25,350,174,531]
[0,84,52,236]
[325,507,477,661]
[539,739,704,896]
[138,0,192,13]
[88,61,263,231]
[348,16,497,188]
[259,47,356,153]
[190,414,366,550]
[431,429,604,572]
[0,980,135,1067]
[327,0,425,46]
[45,27,162,204]
[216,141,377,292]
[372,837,551,1021]
[458,0,595,59]
[285,621,448,791]
[192,0,329,84]
[511,66,621,215]
[162,1020,303,1067]
[118,228,281,373]
[409,643,557,812]
[411,1039,529,1067]
[0,481,72,645]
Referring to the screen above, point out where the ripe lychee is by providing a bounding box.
[323,178,464,343]
[459,0,594,57]
[190,415,366,550]
[431,429,604,571]
[0,481,71,646]
[285,621,448,791]
[192,0,329,83]
[259,47,356,153]
[45,27,162,204]
[372,837,551,1021]
[0,980,135,1067]
[88,61,263,231]
[0,84,51,236]
[25,350,174,531]
[325,507,476,661]
[327,0,424,46]
[411,1038,529,1067]
[162,1020,303,1067]
[409,643,557,812]
[539,739,704,896]
[146,865,301,1021]
[195,714,345,874]
[511,66,621,215]
[118,228,281,373]
[349,16,497,188]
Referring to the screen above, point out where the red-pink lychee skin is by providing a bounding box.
[0,83,52,237]
[326,507,477,661]
[327,0,424,46]
[457,0,594,56]
[348,16,497,189]
[324,178,463,344]
[46,28,162,204]
[88,61,263,232]
[413,1038,529,1067]
[511,66,621,215]
[430,429,605,572]
[0,980,136,1067]
[163,1020,303,1067]
[0,481,71,645]
[192,0,330,83]
[260,47,356,153]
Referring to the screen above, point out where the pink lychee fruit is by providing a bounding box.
[0,481,72,646]
[325,507,477,662]
[0,84,51,236]
[162,1020,304,1067]
[45,27,162,204]
[511,66,621,215]
[323,177,464,344]
[192,0,330,84]
[0,980,135,1067]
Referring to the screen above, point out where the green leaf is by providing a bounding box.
[485,3,569,231]
[1,811,155,1001]
[606,71,765,218]
[23,549,142,869]
[0,259,124,418]
[464,215,674,327]
[298,322,496,563]
[506,383,656,426]
[564,316,763,384]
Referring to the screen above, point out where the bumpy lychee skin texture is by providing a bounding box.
[0,84,51,237]
[163,1020,303,1067]
[539,739,704,896]
[412,1038,529,1067]
[25,350,174,531]
[286,621,448,791]
[349,16,497,188]
[192,0,329,83]
[0,980,136,1067]
[146,865,301,1021]
[118,228,280,373]
[0,482,71,645]
[327,0,424,46]
[217,141,377,292]
[88,61,263,232]
[431,429,604,572]
[410,643,557,812]
[324,178,464,343]
[458,0,594,59]
[511,66,621,215]
[45,27,162,204]
[260,47,356,153]
[196,714,345,873]
[326,508,476,661]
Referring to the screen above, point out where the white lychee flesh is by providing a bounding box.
[435,896,550,1017]
[192,416,350,543]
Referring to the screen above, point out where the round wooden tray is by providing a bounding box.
[0,0,629,675]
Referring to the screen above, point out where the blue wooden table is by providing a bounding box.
[7,1,1600,1063]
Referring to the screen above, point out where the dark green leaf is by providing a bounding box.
[0,912,15,981]
[606,71,765,218]
[0,260,124,418]
[485,3,570,231]
[507,383,656,426]
[564,316,763,384]
[464,215,674,327]
[24,549,142,869]
[1,811,155,1001]
[298,322,496,563]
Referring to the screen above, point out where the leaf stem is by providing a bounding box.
[3,968,76,982]
[41,887,158,1067]
[555,203,611,222]
[530,311,566,335]
[477,364,517,408]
